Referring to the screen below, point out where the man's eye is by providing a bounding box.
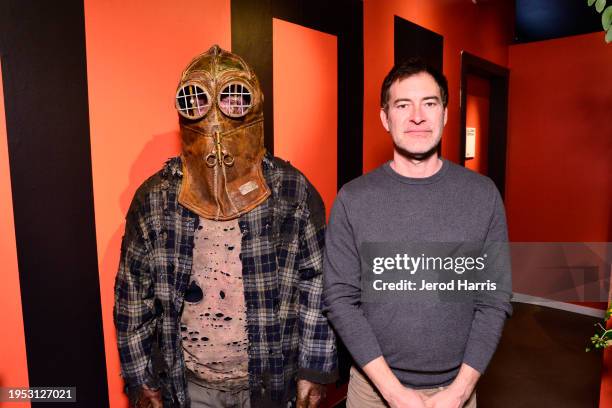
[396,104,407,109]
[424,102,437,107]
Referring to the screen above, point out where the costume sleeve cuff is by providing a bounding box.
[124,376,160,404]
[297,367,339,384]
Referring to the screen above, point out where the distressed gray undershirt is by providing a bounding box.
[181,217,249,391]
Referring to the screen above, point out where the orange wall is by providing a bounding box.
[505,33,612,407]
[506,33,612,242]
[83,1,231,406]
[464,74,490,175]
[273,18,338,218]
[363,0,513,172]
[0,59,30,408]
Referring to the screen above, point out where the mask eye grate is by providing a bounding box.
[218,82,252,117]
[176,84,210,119]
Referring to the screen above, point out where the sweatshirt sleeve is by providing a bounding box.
[462,182,513,373]
[322,190,384,368]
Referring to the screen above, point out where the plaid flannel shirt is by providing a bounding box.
[114,154,337,407]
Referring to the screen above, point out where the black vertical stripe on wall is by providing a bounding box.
[394,16,443,72]
[231,0,364,190]
[231,0,275,154]
[0,1,109,407]
[393,16,443,157]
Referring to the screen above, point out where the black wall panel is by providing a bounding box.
[231,0,364,190]
[393,16,444,157]
[0,0,109,406]
[394,15,443,73]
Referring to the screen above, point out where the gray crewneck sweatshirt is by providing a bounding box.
[322,159,512,388]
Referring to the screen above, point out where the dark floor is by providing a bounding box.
[330,302,603,408]
[478,302,602,407]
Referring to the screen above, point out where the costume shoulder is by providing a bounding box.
[265,154,325,228]
[127,156,182,216]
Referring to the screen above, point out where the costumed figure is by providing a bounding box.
[114,45,337,408]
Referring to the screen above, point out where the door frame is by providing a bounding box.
[459,51,510,199]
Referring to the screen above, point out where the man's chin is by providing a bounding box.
[394,142,440,161]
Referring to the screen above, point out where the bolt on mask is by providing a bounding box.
[176,45,270,220]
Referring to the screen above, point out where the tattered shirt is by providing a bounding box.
[114,154,337,408]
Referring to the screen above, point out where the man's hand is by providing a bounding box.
[422,387,464,408]
[361,357,426,408]
[296,379,327,408]
[423,363,479,408]
[384,386,427,408]
[132,385,162,408]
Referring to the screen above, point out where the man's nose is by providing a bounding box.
[410,105,426,125]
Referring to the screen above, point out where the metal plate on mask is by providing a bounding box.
[238,181,258,195]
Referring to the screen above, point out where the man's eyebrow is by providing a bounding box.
[392,96,441,104]
[392,98,412,104]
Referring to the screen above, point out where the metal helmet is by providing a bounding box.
[176,45,270,220]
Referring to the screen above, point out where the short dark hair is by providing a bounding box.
[380,57,448,110]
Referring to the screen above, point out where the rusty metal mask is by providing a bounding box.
[175,45,270,220]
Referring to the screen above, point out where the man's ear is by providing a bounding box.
[380,108,390,132]
[443,107,448,126]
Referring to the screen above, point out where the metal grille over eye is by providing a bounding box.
[218,82,252,117]
[176,84,211,119]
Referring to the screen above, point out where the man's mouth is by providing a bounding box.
[404,130,432,136]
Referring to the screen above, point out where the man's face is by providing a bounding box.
[380,72,447,159]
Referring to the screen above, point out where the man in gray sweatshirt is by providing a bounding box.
[323,59,511,408]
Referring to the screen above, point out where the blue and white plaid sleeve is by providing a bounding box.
[113,201,159,398]
[296,184,338,384]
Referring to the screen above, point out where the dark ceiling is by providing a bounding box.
[515,0,603,43]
